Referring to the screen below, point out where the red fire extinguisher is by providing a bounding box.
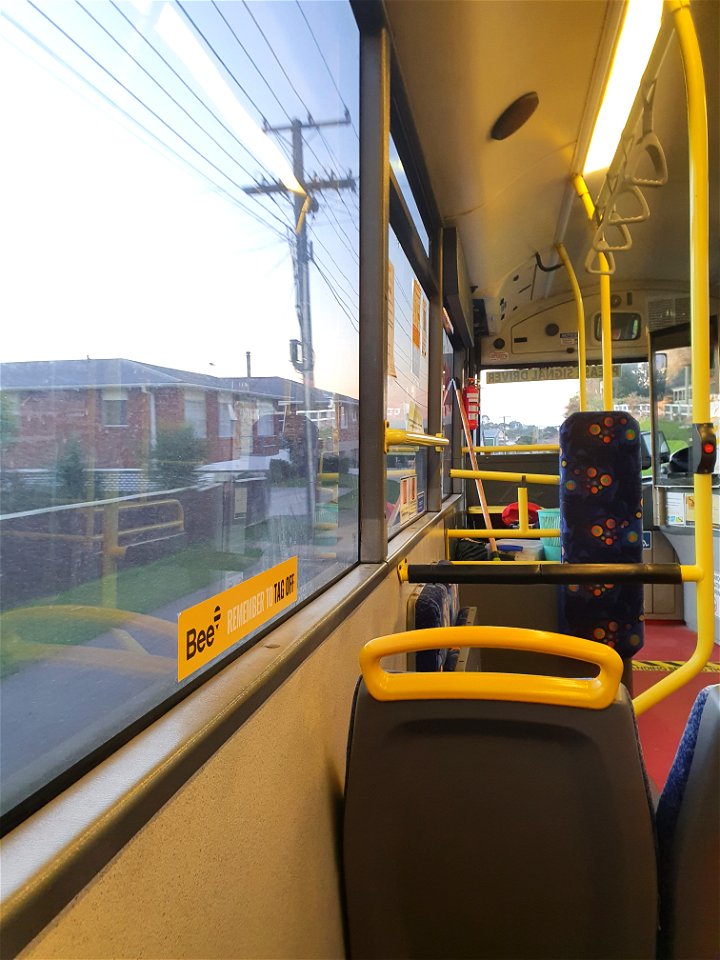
[462,378,480,430]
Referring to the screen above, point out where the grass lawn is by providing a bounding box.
[0,544,261,674]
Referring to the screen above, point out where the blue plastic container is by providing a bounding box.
[538,508,561,561]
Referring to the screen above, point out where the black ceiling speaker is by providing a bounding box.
[491,92,539,140]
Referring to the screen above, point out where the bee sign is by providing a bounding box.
[178,557,298,681]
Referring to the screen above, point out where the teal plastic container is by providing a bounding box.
[538,508,562,561]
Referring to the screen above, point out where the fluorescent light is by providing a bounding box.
[156,4,306,194]
[584,0,663,174]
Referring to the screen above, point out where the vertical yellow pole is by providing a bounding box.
[555,243,587,411]
[599,267,613,408]
[102,502,119,609]
[634,0,713,715]
[572,175,614,409]
[517,483,529,530]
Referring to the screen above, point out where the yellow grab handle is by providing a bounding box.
[360,626,623,710]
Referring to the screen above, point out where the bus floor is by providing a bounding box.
[634,620,720,790]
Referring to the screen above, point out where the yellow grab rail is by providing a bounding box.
[451,469,560,486]
[360,627,623,709]
[385,427,449,452]
[463,444,560,454]
[634,0,714,716]
[446,528,560,540]
[555,242,587,412]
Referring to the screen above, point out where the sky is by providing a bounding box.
[480,376,580,427]
[0,0,361,398]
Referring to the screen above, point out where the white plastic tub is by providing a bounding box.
[497,539,545,561]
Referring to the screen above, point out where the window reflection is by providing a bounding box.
[442,326,454,495]
[386,230,429,533]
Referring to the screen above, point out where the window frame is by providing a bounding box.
[101,388,129,428]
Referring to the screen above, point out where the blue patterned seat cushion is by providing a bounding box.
[559,412,644,658]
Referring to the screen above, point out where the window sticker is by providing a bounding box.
[387,260,397,378]
[412,278,422,378]
[178,557,298,681]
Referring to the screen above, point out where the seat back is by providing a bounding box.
[408,580,462,671]
[656,684,720,959]
[559,411,644,658]
[343,629,658,959]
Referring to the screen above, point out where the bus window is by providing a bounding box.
[480,361,650,445]
[0,0,359,824]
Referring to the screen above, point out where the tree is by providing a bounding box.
[56,438,86,500]
[152,426,206,488]
[0,393,19,449]
[614,363,649,399]
[564,393,581,419]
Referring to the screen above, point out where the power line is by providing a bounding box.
[78,0,292,232]
[310,235,358,297]
[107,0,293,227]
[211,1,292,125]
[318,199,359,261]
[22,3,289,241]
[242,0,314,119]
[295,0,359,141]
[312,259,358,332]
[312,251,358,309]
[238,0,354,207]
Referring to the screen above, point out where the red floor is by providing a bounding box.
[634,621,720,790]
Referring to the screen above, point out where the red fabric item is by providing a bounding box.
[501,501,541,527]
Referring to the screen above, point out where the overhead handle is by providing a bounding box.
[584,248,616,276]
[592,220,633,252]
[360,626,623,709]
[625,131,668,188]
[606,183,651,225]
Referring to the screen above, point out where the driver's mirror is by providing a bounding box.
[654,352,668,376]
[641,430,671,467]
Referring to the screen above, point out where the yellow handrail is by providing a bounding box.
[385,427,450,452]
[360,627,623,709]
[555,243,587,412]
[463,444,559,454]
[446,529,560,540]
[572,174,614,409]
[451,469,560,486]
[634,0,714,716]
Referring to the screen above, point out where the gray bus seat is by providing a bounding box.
[343,626,657,959]
[656,684,720,959]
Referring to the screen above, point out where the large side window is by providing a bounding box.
[0,0,359,826]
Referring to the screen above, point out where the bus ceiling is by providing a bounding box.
[383,0,719,336]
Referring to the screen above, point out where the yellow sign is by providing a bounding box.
[177,557,298,681]
[486,364,621,384]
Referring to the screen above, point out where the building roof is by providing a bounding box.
[0,359,358,404]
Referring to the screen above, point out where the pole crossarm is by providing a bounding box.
[263,113,352,133]
[244,176,356,195]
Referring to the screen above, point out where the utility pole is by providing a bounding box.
[244,114,355,526]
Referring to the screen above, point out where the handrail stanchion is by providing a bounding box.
[555,242,587,412]
[517,481,529,530]
[634,0,714,716]
[450,380,498,556]
[572,174,614,410]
